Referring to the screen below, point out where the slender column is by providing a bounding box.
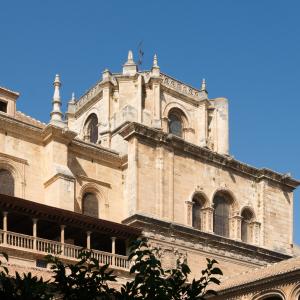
[111,237,116,267]
[32,218,38,250]
[2,212,8,245]
[60,225,65,255]
[86,231,92,250]
[111,237,116,254]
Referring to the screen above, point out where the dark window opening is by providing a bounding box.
[82,193,99,218]
[241,209,254,243]
[0,169,14,196]
[0,101,7,113]
[169,113,182,137]
[84,114,98,143]
[213,194,231,237]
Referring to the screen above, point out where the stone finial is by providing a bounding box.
[69,92,75,104]
[153,54,158,68]
[102,68,112,81]
[123,50,137,75]
[201,78,207,92]
[50,74,64,126]
[151,53,160,77]
[127,50,134,64]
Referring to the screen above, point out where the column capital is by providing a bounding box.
[2,211,8,217]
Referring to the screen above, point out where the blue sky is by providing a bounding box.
[1,1,300,244]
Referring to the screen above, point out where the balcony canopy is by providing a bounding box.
[0,194,141,240]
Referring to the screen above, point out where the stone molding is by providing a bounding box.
[123,214,290,265]
[118,122,300,190]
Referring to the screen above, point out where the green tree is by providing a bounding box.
[0,239,223,299]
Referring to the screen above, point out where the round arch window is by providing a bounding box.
[84,114,98,144]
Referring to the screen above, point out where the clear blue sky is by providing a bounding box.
[1,1,300,244]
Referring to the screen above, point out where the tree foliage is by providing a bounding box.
[0,239,222,299]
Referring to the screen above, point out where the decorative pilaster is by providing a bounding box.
[230,215,242,241]
[250,221,261,246]
[201,207,214,233]
[185,200,194,226]
[98,69,112,147]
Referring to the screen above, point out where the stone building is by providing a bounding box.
[0,51,299,299]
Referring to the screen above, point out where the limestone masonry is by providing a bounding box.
[0,51,299,299]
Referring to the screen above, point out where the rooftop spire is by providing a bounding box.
[50,74,64,126]
[201,78,207,92]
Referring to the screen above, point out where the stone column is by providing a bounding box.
[201,207,214,233]
[111,237,116,254]
[2,212,8,245]
[185,201,194,226]
[60,225,65,255]
[86,231,92,250]
[32,218,38,250]
[111,237,116,267]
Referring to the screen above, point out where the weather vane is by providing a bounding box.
[137,40,144,67]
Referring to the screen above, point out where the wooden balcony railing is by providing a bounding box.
[0,230,129,270]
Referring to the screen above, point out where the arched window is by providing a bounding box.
[241,208,254,243]
[213,193,232,237]
[168,109,184,137]
[83,114,98,143]
[82,193,99,218]
[192,194,205,230]
[0,169,14,196]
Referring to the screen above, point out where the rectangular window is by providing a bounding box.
[0,100,7,113]
[36,259,48,268]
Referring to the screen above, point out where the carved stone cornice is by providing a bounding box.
[118,122,300,190]
[0,113,43,143]
[69,139,125,168]
[123,214,291,265]
[42,125,77,145]
[160,72,208,102]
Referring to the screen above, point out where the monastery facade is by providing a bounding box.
[0,51,299,299]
